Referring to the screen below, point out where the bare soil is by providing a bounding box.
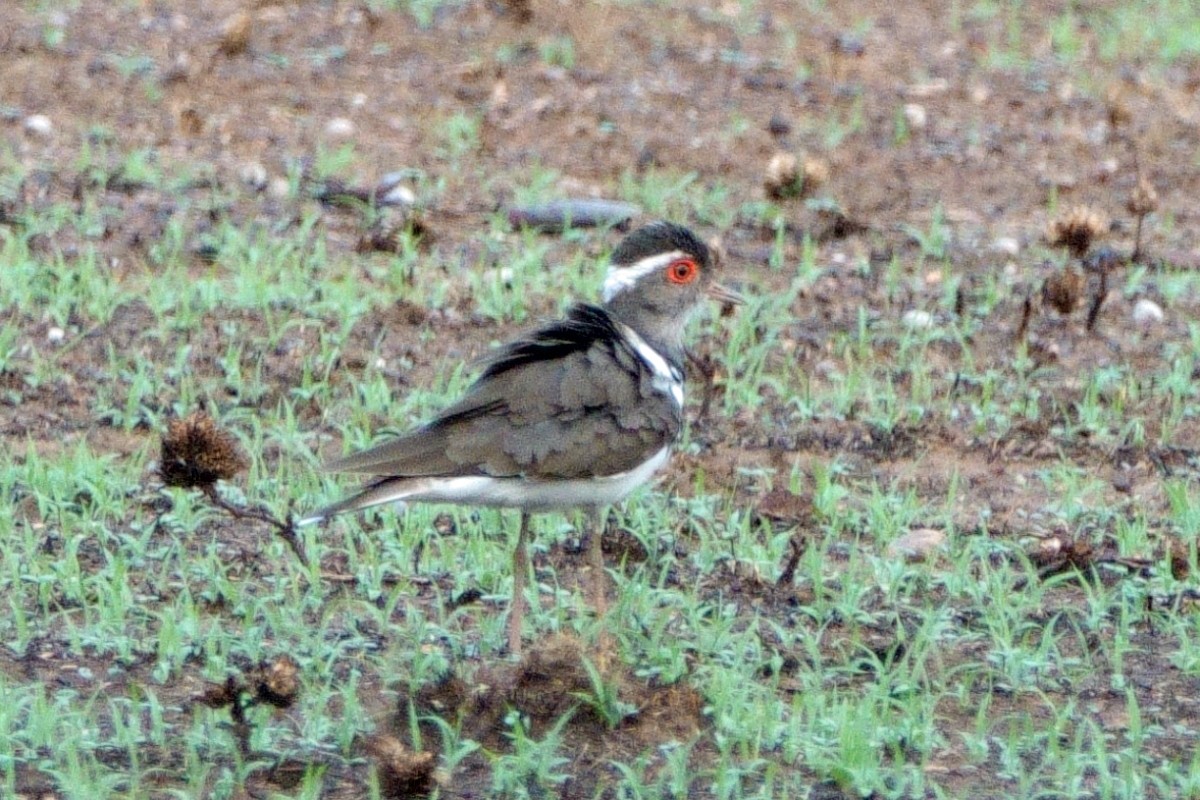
[4,0,1200,797]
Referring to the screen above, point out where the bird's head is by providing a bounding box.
[601,222,742,358]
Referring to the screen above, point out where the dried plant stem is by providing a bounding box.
[686,348,718,422]
[200,484,309,567]
[1132,213,1146,263]
[1016,293,1034,343]
[1086,268,1108,332]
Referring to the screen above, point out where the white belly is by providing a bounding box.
[403,446,670,510]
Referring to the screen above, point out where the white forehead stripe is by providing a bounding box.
[601,250,687,303]
[616,322,684,408]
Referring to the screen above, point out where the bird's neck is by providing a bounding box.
[607,305,687,374]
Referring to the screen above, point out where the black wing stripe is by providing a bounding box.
[478,304,622,380]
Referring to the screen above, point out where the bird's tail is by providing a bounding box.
[296,477,430,527]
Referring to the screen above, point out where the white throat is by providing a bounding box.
[615,322,684,409]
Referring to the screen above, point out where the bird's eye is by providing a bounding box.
[667,259,698,285]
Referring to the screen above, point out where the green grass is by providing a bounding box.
[4,0,1200,797]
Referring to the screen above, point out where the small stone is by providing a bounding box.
[268,176,291,199]
[907,79,948,98]
[376,171,409,193]
[380,184,415,207]
[992,236,1020,257]
[903,103,927,130]
[239,161,268,191]
[924,270,943,286]
[490,267,515,285]
[47,326,66,344]
[767,113,791,137]
[902,309,933,330]
[325,117,355,138]
[887,528,946,563]
[1131,298,1164,326]
[814,359,840,379]
[489,79,510,110]
[24,114,53,138]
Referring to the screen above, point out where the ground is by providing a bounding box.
[2,0,1200,798]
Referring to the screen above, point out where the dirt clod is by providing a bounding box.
[887,527,946,563]
[363,735,437,798]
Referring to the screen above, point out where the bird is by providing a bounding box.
[300,221,742,656]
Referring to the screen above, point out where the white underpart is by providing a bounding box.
[616,322,684,408]
[601,250,686,303]
[327,446,672,517]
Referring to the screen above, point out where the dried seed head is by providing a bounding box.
[764,152,800,199]
[1046,205,1108,257]
[255,655,300,708]
[197,677,242,709]
[501,0,533,23]
[432,512,457,536]
[363,734,437,798]
[1170,539,1191,581]
[218,10,252,56]
[1127,177,1159,217]
[159,412,248,489]
[1043,266,1085,315]
[1105,86,1131,129]
[802,156,830,191]
[764,152,829,200]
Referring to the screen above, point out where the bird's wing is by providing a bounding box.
[323,305,682,480]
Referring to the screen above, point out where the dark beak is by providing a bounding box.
[707,282,746,306]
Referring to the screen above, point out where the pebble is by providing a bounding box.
[814,359,840,379]
[324,117,355,138]
[907,79,948,98]
[377,170,410,193]
[239,161,268,191]
[902,309,933,330]
[268,176,291,199]
[887,528,946,563]
[380,184,415,207]
[24,114,53,138]
[903,103,927,131]
[47,326,66,344]
[992,236,1020,257]
[1131,298,1164,326]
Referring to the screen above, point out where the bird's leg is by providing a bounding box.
[588,506,613,667]
[508,511,531,658]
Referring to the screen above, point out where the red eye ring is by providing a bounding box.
[667,258,698,285]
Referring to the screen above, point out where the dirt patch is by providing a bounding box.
[388,634,707,798]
